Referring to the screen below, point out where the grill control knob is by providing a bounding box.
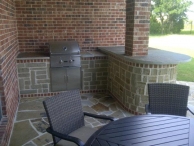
[63,46,67,51]
[69,59,73,63]
[59,59,63,64]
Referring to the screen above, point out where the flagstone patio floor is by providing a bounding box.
[9,81,194,146]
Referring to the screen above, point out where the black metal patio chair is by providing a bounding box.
[145,83,194,116]
[43,89,115,146]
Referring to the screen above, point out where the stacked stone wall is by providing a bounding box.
[108,54,177,114]
[17,56,108,97]
[17,59,50,97]
[81,56,108,93]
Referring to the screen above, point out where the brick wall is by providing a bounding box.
[15,0,126,52]
[125,0,151,56]
[0,0,19,145]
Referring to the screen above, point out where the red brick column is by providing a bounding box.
[0,0,19,145]
[125,0,151,56]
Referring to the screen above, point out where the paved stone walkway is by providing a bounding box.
[9,81,194,146]
[9,93,133,146]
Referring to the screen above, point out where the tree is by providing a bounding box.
[150,15,162,34]
[151,0,192,34]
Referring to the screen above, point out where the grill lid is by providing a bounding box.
[49,41,80,55]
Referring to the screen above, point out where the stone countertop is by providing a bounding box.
[98,46,192,64]
[17,51,106,59]
[81,51,106,57]
[17,52,50,59]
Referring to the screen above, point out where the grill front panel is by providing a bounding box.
[49,41,81,92]
[50,55,80,68]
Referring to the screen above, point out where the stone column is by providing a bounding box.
[125,0,151,56]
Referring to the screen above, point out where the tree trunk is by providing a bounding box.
[160,13,164,34]
[161,19,164,34]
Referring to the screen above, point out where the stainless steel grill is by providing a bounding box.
[49,41,81,92]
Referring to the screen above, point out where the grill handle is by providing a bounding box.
[64,75,68,83]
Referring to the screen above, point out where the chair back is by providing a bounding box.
[148,83,189,116]
[43,90,84,144]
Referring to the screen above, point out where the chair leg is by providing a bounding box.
[52,136,57,146]
[187,104,194,115]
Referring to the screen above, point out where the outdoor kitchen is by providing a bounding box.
[16,44,191,115]
[0,0,193,146]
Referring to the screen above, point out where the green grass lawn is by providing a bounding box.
[177,58,194,82]
[180,30,194,35]
[149,35,194,82]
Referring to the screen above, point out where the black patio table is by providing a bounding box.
[85,115,194,146]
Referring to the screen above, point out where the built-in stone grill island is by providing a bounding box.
[16,47,191,115]
[98,47,191,114]
[17,51,109,96]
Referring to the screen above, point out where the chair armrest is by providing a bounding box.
[145,104,151,114]
[187,104,194,115]
[84,112,115,121]
[46,127,85,146]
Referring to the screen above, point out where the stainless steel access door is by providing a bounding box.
[50,67,81,92]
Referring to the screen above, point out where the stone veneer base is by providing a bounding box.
[108,91,141,115]
[107,53,177,114]
[17,54,108,98]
